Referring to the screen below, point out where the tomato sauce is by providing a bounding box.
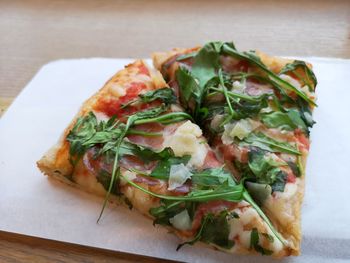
[138,64,150,76]
[295,129,310,151]
[94,81,164,118]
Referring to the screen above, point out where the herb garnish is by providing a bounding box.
[177,211,234,250]
[67,105,192,222]
[250,228,273,255]
[121,87,176,108]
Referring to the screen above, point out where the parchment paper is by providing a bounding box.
[0,58,349,263]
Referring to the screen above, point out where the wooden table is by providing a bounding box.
[0,0,349,262]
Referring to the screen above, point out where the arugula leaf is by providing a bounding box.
[242,190,287,246]
[245,182,272,206]
[191,168,236,188]
[287,161,301,177]
[176,66,201,105]
[139,87,177,105]
[221,43,316,106]
[250,228,273,255]
[247,148,286,185]
[218,69,236,118]
[66,112,99,164]
[149,201,186,226]
[150,201,198,227]
[121,88,176,109]
[176,52,198,61]
[242,132,301,155]
[200,211,235,249]
[261,109,308,132]
[119,142,174,163]
[297,97,316,129]
[96,169,120,195]
[280,60,317,91]
[191,42,222,88]
[121,173,244,203]
[270,171,287,192]
[177,211,234,250]
[176,42,223,118]
[134,110,193,125]
[150,155,191,179]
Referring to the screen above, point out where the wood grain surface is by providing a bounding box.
[0,0,349,98]
[0,0,349,262]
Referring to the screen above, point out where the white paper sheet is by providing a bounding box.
[0,58,350,263]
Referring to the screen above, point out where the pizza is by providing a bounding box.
[152,42,317,255]
[37,42,317,258]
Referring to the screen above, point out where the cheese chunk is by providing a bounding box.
[163,121,208,168]
[169,210,192,231]
[168,164,192,190]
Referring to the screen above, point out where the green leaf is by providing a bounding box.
[280,60,317,91]
[96,170,120,195]
[191,168,236,188]
[250,228,273,255]
[176,52,198,61]
[177,211,234,250]
[245,182,272,206]
[199,211,234,249]
[149,201,186,226]
[270,171,287,192]
[287,161,301,177]
[247,148,286,185]
[221,43,316,106]
[297,97,316,130]
[138,87,177,105]
[119,141,174,163]
[176,42,223,118]
[191,42,222,88]
[242,132,301,155]
[67,112,99,160]
[261,109,308,132]
[242,190,287,246]
[121,173,245,203]
[150,155,191,179]
[176,66,201,103]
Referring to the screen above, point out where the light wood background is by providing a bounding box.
[0,0,349,262]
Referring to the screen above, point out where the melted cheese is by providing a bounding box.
[228,206,284,254]
[120,170,137,186]
[279,74,301,89]
[232,80,245,93]
[109,83,127,97]
[264,178,301,227]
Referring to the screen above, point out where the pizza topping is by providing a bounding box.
[169,209,192,231]
[138,63,150,76]
[279,60,317,92]
[121,87,177,109]
[168,164,193,190]
[120,170,137,186]
[222,118,260,144]
[109,83,127,97]
[62,55,317,254]
[163,121,208,168]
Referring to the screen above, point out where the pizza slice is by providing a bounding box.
[152,42,317,255]
[37,60,292,257]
